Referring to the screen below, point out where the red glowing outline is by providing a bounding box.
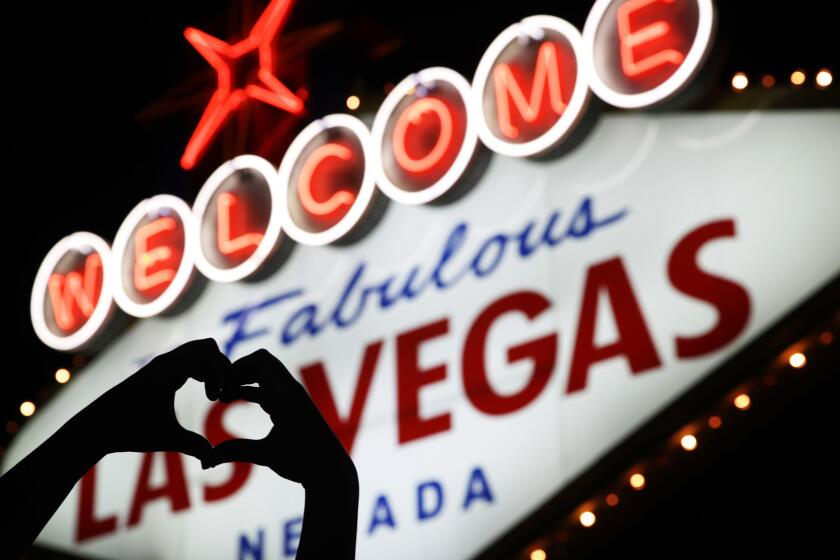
[392,97,454,173]
[617,0,685,78]
[492,42,568,140]
[298,143,357,216]
[47,253,102,332]
[134,217,179,293]
[216,192,265,255]
[181,0,304,170]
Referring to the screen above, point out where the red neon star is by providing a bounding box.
[181,0,305,170]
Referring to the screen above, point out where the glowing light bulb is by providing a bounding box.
[346,95,361,110]
[579,510,596,527]
[789,352,806,368]
[629,473,646,490]
[680,434,697,451]
[816,69,832,88]
[790,70,806,86]
[734,393,751,410]
[530,549,547,560]
[20,401,36,417]
[731,73,748,91]
[55,368,71,384]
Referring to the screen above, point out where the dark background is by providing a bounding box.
[1,1,837,557]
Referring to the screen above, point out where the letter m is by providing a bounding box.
[493,42,567,139]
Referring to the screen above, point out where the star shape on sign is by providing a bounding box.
[181,0,305,170]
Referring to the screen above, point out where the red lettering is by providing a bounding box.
[392,98,454,174]
[463,291,557,414]
[203,401,253,502]
[127,452,190,527]
[48,253,102,333]
[397,319,451,444]
[76,465,118,542]
[300,340,383,454]
[668,219,751,358]
[567,257,661,394]
[493,42,568,139]
[216,192,264,258]
[617,0,685,78]
[134,217,180,297]
[298,143,356,217]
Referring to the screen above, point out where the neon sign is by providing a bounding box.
[192,155,284,283]
[31,233,114,351]
[180,0,305,170]
[31,0,716,351]
[278,114,378,246]
[473,16,589,158]
[372,67,478,205]
[584,0,715,108]
[110,196,197,318]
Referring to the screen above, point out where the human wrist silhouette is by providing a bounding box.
[1,340,358,559]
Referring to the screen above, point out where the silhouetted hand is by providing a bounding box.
[210,348,354,484]
[0,338,230,558]
[209,349,359,559]
[73,338,229,465]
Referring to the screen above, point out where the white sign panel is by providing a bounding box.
[6,110,840,560]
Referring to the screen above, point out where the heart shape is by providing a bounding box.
[87,339,354,485]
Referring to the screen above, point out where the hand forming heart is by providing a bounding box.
[74,339,355,484]
[1,338,359,559]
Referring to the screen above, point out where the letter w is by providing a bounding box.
[48,253,102,332]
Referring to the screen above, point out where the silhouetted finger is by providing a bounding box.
[207,438,264,468]
[171,427,214,466]
[219,385,265,406]
[182,338,229,400]
[228,349,277,387]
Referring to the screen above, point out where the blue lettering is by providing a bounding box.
[281,304,322,345]
[471,234,507,277]
[541,210,565,246]
[515,220,541,257]
[364,275,400,309]
[430,223,470,289]
[417,480,445,521]
[283,517,302,557]
[238,528,264,560]
[223,290,303,356]
[368,494,397,534]
[463,466,494,510]
[220,197,628,349]
[331,264,368,327]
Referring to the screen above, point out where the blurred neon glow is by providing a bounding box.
[392,97,454,173]
[617,0,685,78]
[180,0,304,170]
[298,143,357,216]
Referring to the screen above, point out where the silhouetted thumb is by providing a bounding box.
[208,438,263,468]
[172,428,213,466]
